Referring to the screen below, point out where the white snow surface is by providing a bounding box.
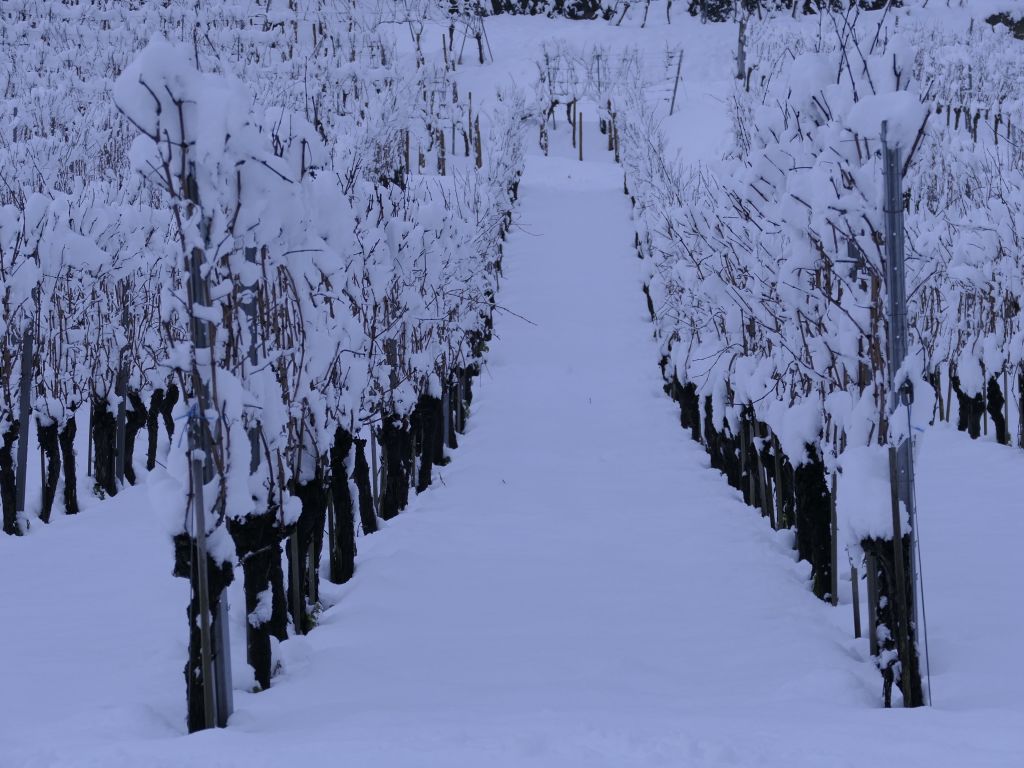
[1,11,1023,768]
[1,101,1021,767]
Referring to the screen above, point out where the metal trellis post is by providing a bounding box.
[186,168,233,729]
[15,328,33,531]
[881,121,926,707]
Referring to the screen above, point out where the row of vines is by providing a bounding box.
[531,8,1024,707]
[0,0,527,730]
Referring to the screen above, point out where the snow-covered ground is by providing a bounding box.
[2,10,1023,768]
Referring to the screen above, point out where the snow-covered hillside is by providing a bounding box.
[1,3,1022,767]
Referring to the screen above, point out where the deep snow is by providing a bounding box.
[2,11,1023,768]
[2,103,1021,767]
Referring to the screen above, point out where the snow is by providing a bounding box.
[1,6,1023,768]
[2,88,1022,767]
[845,91,929,149]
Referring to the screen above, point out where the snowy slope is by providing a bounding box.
[1,101,1020,768]
[1,11,1023,768]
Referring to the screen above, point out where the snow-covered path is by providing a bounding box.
[217,140,881,765]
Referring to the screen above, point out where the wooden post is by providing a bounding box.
[15,328,32,528]
[1004,370,1011,445]
[669,50,683,116]
[306,518,318,605]
[442,383,450,450]
[87,400,93,478]
[457,375,465,432]
[830,471,838,606]
[370,428,380,515]
[570,101,576,149]
[866,552,879,656]
[289,533,303,634]
[757,432,775,528]
[326,488,337,584]
[578,112,583,162]
[114,364,127,486]
[607,101,614,151]
[773,434,785,529]
[944,364,953,422]
[736,17,747,81]
[474,115,482,169]
[851,565,862,638]
[747,423,757,508]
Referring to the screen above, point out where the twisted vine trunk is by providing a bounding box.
[59,418,79,515]
[1,422,20,535]
[161,383,180,442]
[328,428,357,584]
[446,385,459,450]
[986,376,1007,445]
[124,391,147,484]
[173,533,233,733]
[413,394,443,493]
[226,509,285,691]
[287,467,327,634]
[676,380,701,443]
[863,535,923,708]
[380,414,412,520]
[37,419,61,524]
[794,444,832,600]
[146,388,165,471]
[91,394,118,497]
[951,375,984,438]
[352,438,378,534]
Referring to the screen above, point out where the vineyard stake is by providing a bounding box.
[115,293,130,485]
[669,50,682,116]
[772,434,784,529]
[114,363,127,486]
[578,112,583,162]
[830,471,838,607]
[851,565,862,639]
[866,552,879,656]
[1003,370,1011,445]
[370,427,380,515]
[15,328,32,530]
[442,383,450,450]
[289,533,303,633]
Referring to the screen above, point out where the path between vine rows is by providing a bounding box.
[2,110,1022,768]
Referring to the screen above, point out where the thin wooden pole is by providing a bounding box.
[14,329,32,531]
[851,565,862,638]
[1003,370,1011,445]
[830,471,838,606]
[669,51,683,116]
[87,400,94,478]
[866,552,879,656]
[289,533,303,634]
[326,486,337,582]
[114,364,127,486]
[307,519,318,605]
[578,112,583,162]
[370,428,380,515]
[773,434,784,528]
